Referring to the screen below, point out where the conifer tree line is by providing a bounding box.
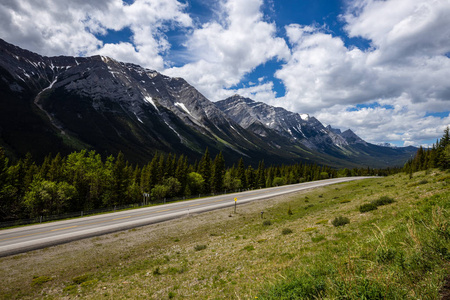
[404,126,450,172]
[0,147,384,222]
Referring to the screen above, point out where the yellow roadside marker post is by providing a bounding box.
[234,197,237,213]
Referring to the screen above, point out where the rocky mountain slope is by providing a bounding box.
[216,95,352,151]
[216,95,416,167]
[0,39,416,167]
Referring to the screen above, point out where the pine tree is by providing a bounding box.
[175,155,188,193]
[140,164,150,192]
[0,147,8,187]
[246,165,255,189]
[22,152,38,191]
[132,165,141,185]
[438,126,450,169]
[265,166,274,187]
[211,152,225,193]
[198,148,212,193]
[165,153,175,178]
[237,158,246,189]
[413,146,425,171]
[256,160,266,188]
[440,126,450,148]
[112,151,129,206]
[149,153,159,187]
[39,154,52,180]
[157,153,166,184]
[48,153,64,182]
[0,147,11,220]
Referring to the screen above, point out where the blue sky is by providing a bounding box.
[1,0,449,147]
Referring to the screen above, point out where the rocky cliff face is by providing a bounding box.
[216,95,353,151]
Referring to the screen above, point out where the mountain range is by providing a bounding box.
[0,38,416,168]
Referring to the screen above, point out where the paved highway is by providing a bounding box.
[0,177,372,257]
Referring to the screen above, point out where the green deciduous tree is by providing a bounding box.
[272,177,285,187]
[223,170,241,191]
[187,172,204,196]
[163,177,182,198]
[151,184,170,201]
[24,177,76,217]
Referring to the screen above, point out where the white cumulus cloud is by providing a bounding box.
[164,0,290,101]
[0,0,192,69]
[271,0,450,145]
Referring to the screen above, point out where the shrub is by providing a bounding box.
[80,279,98,288]
[259,274,326,299]
[31,275,52,286]
[332,216,350,227]
[153,267,162,275]
[282,228,293,235]
[287,205,293,215]
[167,266,187,275]
[194,244,207,251]
[303,227,317,232]
[263,220,272,226]
[359,203,378,213]
[311,235,326,243]
[376,248,397,263]
[315,219,328,225]
[63,285,77,293]
[372,196,395,206]
[72,274,90,284]
[243,245,255,251]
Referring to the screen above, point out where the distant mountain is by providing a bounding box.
[216,95,372,152]
[216,95,416,167]
[377,142,397,148]
[0,39,416,168]
[216,95,348,151]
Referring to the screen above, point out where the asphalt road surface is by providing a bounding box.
[0,177,373,257]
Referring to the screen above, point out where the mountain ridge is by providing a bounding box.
[0,38,416,168]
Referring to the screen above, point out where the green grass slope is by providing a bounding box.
[0,170,449,299]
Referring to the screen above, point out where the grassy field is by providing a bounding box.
[1,170,449,299]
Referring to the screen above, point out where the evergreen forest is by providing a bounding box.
[0,147,389,222]
[404,126,450,172]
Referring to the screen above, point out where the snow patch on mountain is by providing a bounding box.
[175,102,193,117]
[144,96,158,111]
